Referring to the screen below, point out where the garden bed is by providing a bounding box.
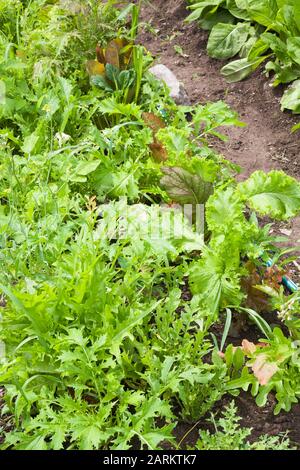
[1,0,300,451]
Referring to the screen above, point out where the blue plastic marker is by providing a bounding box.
[266,258,298,293]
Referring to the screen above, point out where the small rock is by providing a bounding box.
[149,64,190,105]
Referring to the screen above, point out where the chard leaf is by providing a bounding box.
[207,22,251,59]
[287,37,300,66]
[243,0,278,27]
[281,79,300,112]
[221,56,266,82]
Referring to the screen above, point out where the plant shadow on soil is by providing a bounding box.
[138,0,300,449]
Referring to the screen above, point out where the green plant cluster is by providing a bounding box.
[0,0,300,450]
[186,0,300,122]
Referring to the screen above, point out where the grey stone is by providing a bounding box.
[149,64,190,105]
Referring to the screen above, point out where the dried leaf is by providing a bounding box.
[252,353,279,386]
[86,60,105,76]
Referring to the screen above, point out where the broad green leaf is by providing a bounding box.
[207,22,251,59]
[287,37,300,65]
[160,167,213,205]
[238,170,300,220]
[281,79,300,112]
[261,32,287,62]
[21,132,39,155]
[248,38,270,61]
[189,246,244,316]
[276,5,300,37]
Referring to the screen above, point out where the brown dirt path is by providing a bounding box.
[138,0,300,245]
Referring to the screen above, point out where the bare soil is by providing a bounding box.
[139,0,300,449]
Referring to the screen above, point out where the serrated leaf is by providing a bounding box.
[185,0,224,23]
[86,60,105,76]
[51,427,66,450]
[207,22,251,59]
[98,98,141,117]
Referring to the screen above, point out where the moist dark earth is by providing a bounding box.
[138,0,300,449]
[139,0,300,248]
[2,0,300,450]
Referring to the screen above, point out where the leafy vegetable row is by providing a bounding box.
[1,0,300,450]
